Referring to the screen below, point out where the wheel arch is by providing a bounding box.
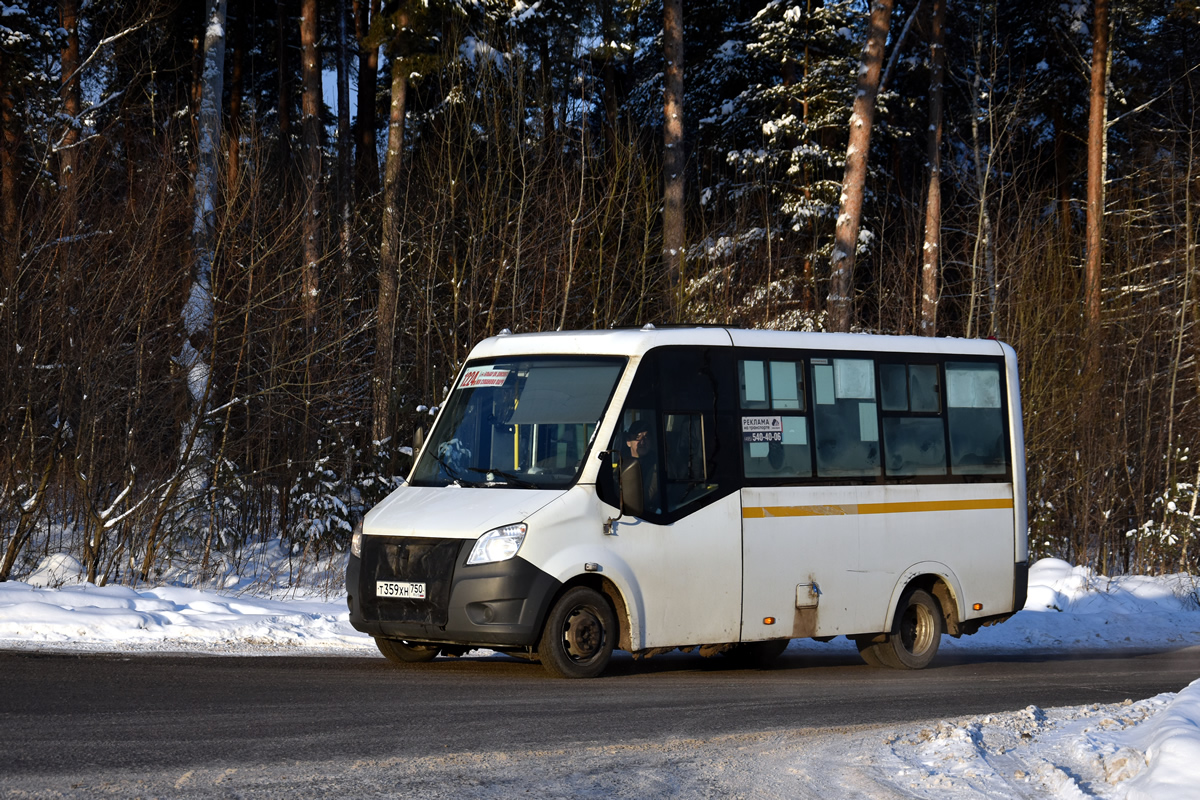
[884,564,964,636]
[538,573,633,653]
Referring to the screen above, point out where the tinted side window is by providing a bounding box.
[739,358,812,479]
[811,358,880,478]
[946,362,1009,475]
[880,362,947,477]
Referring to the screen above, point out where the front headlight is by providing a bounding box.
[350,518,363,558]
[466,523,527,565]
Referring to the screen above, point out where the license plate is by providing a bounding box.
[376,580,426,599]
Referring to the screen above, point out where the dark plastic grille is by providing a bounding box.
[360,536,464,627]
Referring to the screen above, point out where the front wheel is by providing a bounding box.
[375,637,440,664]
[857,588,943,670]
[538,586,616,679]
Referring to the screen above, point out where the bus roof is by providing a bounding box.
[467,327,1012,361]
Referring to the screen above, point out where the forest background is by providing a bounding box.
[1,0,1198,588]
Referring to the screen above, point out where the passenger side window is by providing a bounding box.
[739,359,812,479]
[946,362,1009,475]
[811,358,880,478]
[880,362,947,477]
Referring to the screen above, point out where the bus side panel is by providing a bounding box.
[520,488,744,651]
[741,486,866,641]
[611,493,744,649]
[856,482,1019,631]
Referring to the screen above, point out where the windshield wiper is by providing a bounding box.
[434,453,485,487]
[484,469,539,489]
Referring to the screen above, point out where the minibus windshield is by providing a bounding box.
[409,356,626,489]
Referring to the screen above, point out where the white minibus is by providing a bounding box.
[347,327,1028,678]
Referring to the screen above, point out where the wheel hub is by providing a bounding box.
[563,607,603,660]
[900,605,933,654]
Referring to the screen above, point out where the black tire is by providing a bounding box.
[375,637,440,664]
[858,588,943,669]
[724,638,790,669]
[538,586,616,679]
[854,637,888,667]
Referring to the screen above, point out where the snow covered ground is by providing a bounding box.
[2,555,1199,798]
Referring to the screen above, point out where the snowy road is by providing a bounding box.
[2,645,1198,797]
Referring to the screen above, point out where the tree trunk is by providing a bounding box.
[337,0,353,281]
[600,0,620,157]
[1,79,18,287]
[354,0,381,197]
[227,5,245,194]
[300,0,322,331]
[276,0,294,168]
[662,0,685,318]
[59,0,81,233]
[919,0,944,336]
[539,37,555,145]
[828,0,894,333]
[372,40,409,445]
[965,24,996,339]
[185,0,225,409]
[164,0,226,581]
[1085,0,1109,362]
[1054,102,1072,239]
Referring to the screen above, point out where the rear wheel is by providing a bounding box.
[375,637,440,664]
[538,586,616,679]
[857,588,943,669]
[854,637,887,667]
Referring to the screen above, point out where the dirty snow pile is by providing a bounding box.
[1,555,1199,798]
[867,686,1200,799]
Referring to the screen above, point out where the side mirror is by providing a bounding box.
[619,453,645,518]
[597,450,620,509]
[597,449,645,519]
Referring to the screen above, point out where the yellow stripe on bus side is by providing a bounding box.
[743,504,856,518]
[742,497,1013,519]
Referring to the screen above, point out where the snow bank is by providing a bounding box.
[1125,679,1200,800]
[2,556,1199,796]
[0,563,372,654]
[941,557,1200,654]
[876,682,1200,800]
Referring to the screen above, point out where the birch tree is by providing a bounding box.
[151,0,225,578]
[182,0,225,446]
[827,0,893,333]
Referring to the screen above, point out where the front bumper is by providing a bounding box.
[347,535,561,647]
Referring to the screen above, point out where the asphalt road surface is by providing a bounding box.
[3,644,1199,790]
